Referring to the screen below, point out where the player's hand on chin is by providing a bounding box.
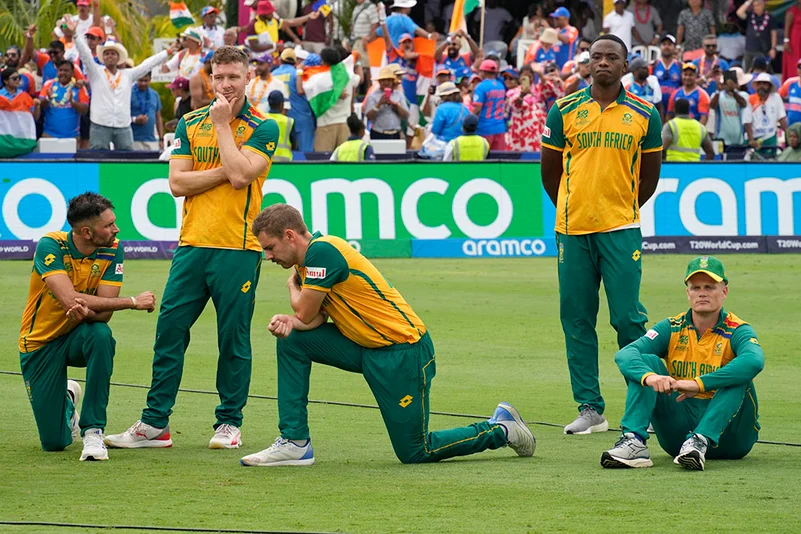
[210,92,234,125]
[268,314,294,338]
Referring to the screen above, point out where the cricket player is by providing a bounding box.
[106,46,279,450]
[601,257,764,471]
[541,34,663,435]
[19,192,156,461]
[239,204,536,466]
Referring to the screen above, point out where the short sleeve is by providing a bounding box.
[473,84,486,104]
[100,244,124,286]
[77,86,89,104]
[641,105,663,152]
[39,81,52,99]
[170,117,192,159]
[698,90,710,114]
[33,237,66,279]
[652,9,662,25]
[302,241,349,291]
[404,15,419,34]
[775,95,787,119]
[363,90,379,110]
[742,104,753,124]
[779,79,791,98]
[242,118,280,161]
[667,91,676,112]
[155,92,162,111]
[541,104,565,151]
[35,51,49,70]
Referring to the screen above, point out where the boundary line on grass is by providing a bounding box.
[0,521,332,533]
[2,370,799,447]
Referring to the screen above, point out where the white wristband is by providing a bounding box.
[130,296,136,309]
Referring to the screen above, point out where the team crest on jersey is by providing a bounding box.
[115,264,124,275]
[576,109,589,126]
[91,263,101,277]
[306,267,326,279]
[236,125,246,137]
[622,112,633,125]
[714,342,723,355]
[64,261,73,273]
[200,123,213,131]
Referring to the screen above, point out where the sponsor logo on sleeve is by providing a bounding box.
[543,126,551,138]
[115,264,124,275]
[305,267,326,279]
[645,329,659,340]
[749,337,760,345]
[43,253,55,266]
[174,138,181,149]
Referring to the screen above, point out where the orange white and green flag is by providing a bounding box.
[449,0,481,34]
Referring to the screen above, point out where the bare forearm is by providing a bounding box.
[169,166,228,197]
[74,293,136,313]
[394,104,409,119]
[85,310,113,323]
[291,313,326,330]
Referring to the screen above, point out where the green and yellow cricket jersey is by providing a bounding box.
[622,309,762,399]
[542,85,663,235]
[19,232,123,353]
[296,233,426,348]
[171,97,279,252]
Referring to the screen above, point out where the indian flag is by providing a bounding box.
[170,2,194,29]
[449,0,482,34]
[0,96,36,158]
[302,54,355,118]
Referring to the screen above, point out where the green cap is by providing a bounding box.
[685,256,728,284]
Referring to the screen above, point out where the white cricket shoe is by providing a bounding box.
[488,402,536,457]
[80,428,109,461]
[240,437,315,467]
[209,424,242,449]
[67,380,82,443]
[674,433,708,471]
[104,420,173,448]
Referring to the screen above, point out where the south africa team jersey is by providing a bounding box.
[171,97,279,252]
[297,233,426,348]
[19,232,123,353]
[542,85,663,235]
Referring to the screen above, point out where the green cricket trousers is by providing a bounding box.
[620,354,760,458]
[276,324,508,463]
[557,229,648,415]
[20,322,116,451]
[141,246,261,429]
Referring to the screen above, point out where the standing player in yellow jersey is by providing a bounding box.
[239,204,536,466]
[106,46,279,451]
[541,34,663,435]
[601,257,764,471]
[19,193,156,461]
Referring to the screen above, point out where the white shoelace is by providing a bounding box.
[84,430,105,448]
[216,424,238,437]
[267,437,290,451]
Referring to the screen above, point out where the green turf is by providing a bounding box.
[1,256,799,533]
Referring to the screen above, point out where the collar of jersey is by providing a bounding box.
[582,83,627,106]
[67,231,97,260]
[206,96,252,120]
[684,307,727,332]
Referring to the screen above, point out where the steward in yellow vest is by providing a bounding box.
[444,114,489,161]
[662,98,714,162]
[266,90,295,162]
[331,115,376,161]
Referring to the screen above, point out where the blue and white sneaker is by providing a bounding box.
[240,437,315,467]
[488,402,536,457]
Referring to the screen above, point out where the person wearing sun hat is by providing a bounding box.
[524,27,559,67]
[602,256,764,472]
[472,59,507,150]
[429,80,470,144]
[743,71,788,148]
[364,65,410,140]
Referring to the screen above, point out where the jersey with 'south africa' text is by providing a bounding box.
[19,232,123,353]
[296,233,426,348]
[171,97,278,252]
[542,85,662,235]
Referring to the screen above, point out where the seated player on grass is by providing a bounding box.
[19,193,156,462]
[601,256,764,471]
[239,204,535,466]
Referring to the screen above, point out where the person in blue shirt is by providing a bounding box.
[376,0,434,48]
[434,29,479,82]
[273,47,316,152]
[652,34,682,115]
[130,72,163,151]
[39,61,90,140]
[694,35,730,95]
[430,81,470,143]
[472,59,507,150]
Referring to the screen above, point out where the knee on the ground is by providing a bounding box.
[40,437,70,452]
[394,445,432,464]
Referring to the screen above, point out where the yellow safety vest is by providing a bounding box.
[267,112,294,162]
[449,135,489,161]
[332,139,369,161]
[666,117,705,162]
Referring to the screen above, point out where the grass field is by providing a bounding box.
[1,255,800,533]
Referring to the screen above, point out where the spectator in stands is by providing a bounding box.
[130,72,163,151]
[39,60,89,141]
[2,46,36,96]
[710,67,749,146]
[199,6,224,50]
[22,29,85,86]
[472,59,507,151]
[1,67,40,120]
[364,65,409,140]
[443,114,489,161]
[350,0,379,82]
[422,67,453,119]
[747,56,780,94]
[668,63,709,124]
[242,1,319,53]
[162,29,204,79]
[54,0,102,42]
[457,75,474,112]
[379,24,420,144]
[777,122,801,161]
[653,34,681,115]
[430,81,469,144]
[331,114,375,161]
[301,0,334,54]
[717,22,746,66]
[694,35,729,95]
[524,28,559,68]
[435,30,479,82]
[265,90,295,161]
[603,0,636,52]
[736,0,777,72]
[75,26,174,151]
[273,47,316,152]
[502,67,519,91]
[167,77,192,131]
[743,72,787,149]
[247,52,289,115]
[223,27,238,47]
[189,51,214,110]
[474,0,512,45]
[551,7,579,69]
[677,0,716,61]
[662,98,715,161]
[577,3,599,42]
[779,59,801,126]
[623,57,663,114]
[512,3,549,60]
[57,18,81,63]
[506,64,563,153]
[630,0,663,47]
[78,26,105,70]
[564,51,592,95]
[783,0,801,81]
[314,47,360,151]
[377,0,433,48]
